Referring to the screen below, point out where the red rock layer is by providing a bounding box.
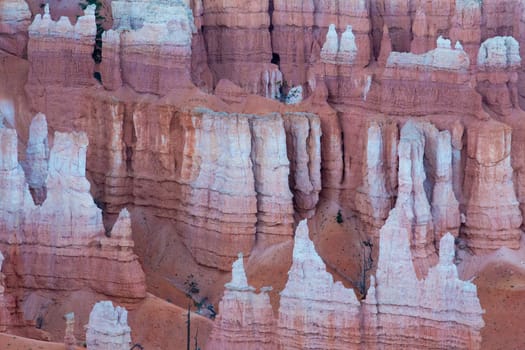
[201,0,277,94]
[101,0,195,94]
[463,120,522,250]
[26,5,96,89]
[47,89,320,271]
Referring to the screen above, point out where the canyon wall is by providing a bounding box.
[4,0,525,348]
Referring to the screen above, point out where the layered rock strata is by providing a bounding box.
[380,37,482,115]
[463,119,523,250]
[0,117,146,300]
[86,301,132,350]
[211,218,484,349]
[101,0,195,94]
[271,0,372,88]
[206,253,276,350]
[201,0,278,95]
[277,220,362,349]
[0,0,31,57]
[368,216,485,349]
[318,23,372,104]
[27,4,96,88]
[86,103,320,270]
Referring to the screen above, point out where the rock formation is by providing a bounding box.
[277,220,361,349]
[102,0,195,94]
[211,216,484,349]
[206,253,276,350]
[86,301,131,350]
[368,212,485,349]
[87,104,320,271]
[27,4,96,88]
[7,1,525,348]
[381,36,481,115]
[22,112,49,204]
[476,36,521,116]
[0,0,31,57]
[0,119,146,301]
[463,120,523,250]
[64,312,76,350]
[354,120,397,238]
[200,0,276,94]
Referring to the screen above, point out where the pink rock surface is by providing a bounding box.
[102,0,195,94]
[0,0,31,57]
[0,123,146,301]
[206,254,276,350]
[277,220,361,349]
[370,210,484,349]
[463,119,523,250]
[27,5,96,88]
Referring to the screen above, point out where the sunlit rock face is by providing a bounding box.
[0,0,31,57]
[86,301,131,350]
[206,253,277,350]
[0,115,146,301]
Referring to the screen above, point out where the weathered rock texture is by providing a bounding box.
[0,116,146,302]
[22,112,49,204]
[101,0,195,94]
[277,220,361,349]
[380,37,482,115]
[200,0,282,95]
[206,253,276,350]
[463,120,523,250]
[63,312,76,350]
[120,107,319,269]
[86,301,131,350]
[368,217,485,349]
[27,4,96,88]
[211,219,484,349]
[0,0,31,57]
